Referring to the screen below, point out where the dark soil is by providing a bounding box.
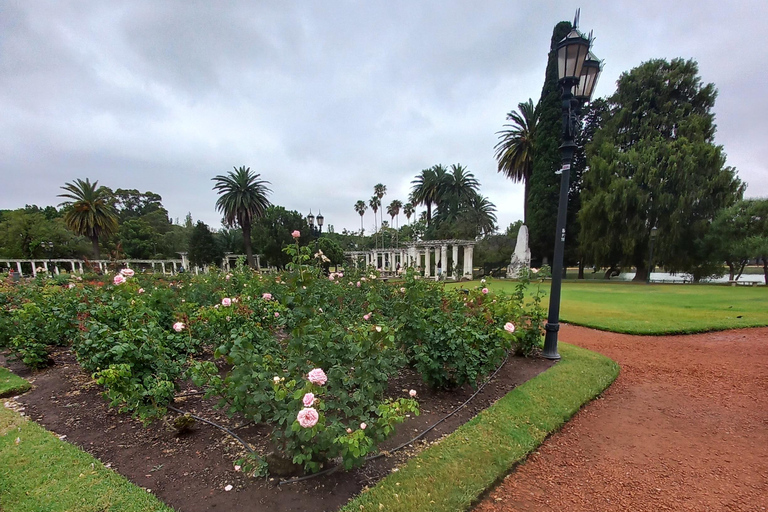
[3,349,553,512]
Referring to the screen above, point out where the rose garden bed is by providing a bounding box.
[4,347,553,511]
[1,243,556,510]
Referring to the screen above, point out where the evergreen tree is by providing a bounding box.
[188,221,223,268]
[579,58,744,281]
[527,21,573,266]
[568,98,609,277]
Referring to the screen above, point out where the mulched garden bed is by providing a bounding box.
[4,349,554,512]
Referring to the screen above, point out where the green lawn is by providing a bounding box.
[0,403,174,512]
[449,280,768,335]
[0,367,31,398]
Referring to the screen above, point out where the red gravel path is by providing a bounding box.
[475,324,768,512]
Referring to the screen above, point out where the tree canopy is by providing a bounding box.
[212,166,272,268]
[58,178,119,259]
[579,58,744,281]
[527,21,573,266]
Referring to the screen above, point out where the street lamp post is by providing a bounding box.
[646,226,658,284]
[46,241,54,277]
[542,15,602,360]
[306,210,324,253]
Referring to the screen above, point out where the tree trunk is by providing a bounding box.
[763,256,768,285]
[242,221,255,268]
[633,264,648,282]
[726,261,735,281]
[578,258,585,279]
[91,236,101,260]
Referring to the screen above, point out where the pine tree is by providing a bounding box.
[527,21,573,266]
[579,58,744,281]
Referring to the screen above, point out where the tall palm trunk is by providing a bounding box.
[242,220,255,268]
[91,236,101,260]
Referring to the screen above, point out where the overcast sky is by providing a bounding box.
[2,0,766,234]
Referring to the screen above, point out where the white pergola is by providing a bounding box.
[345,239,475,279]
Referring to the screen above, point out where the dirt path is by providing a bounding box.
[475,324,768,512]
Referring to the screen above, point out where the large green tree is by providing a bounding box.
[250,206,306,269]
[58,178,119,260]
[579,58,744,281]
[707,199,768,282]
[188,221,223,268]
[212,166,272,268]
[495,98,539,224]
[410,165,447,227]
[527,21,573,266]
[569,98,609,278]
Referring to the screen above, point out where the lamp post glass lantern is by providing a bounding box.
[307,210,324,253]
[542,13,602,361]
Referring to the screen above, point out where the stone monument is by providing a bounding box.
[507,224,531,278]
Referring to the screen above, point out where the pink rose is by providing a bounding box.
[409,389,417,397]
[113,275,126,285]
[356,281,361,287]
[138,288,145,294]
[359,422,367,430]
[120,268,135,277]
[297,407,318,428]
[346,428,353,434]
[291,230,301,239]
[363,313,370,321]
[531,268,539,274]
[329,274,334,281]
[262,293,272,300]
[225,274,232,280]
[173,322,185,332]
[307,368,327,385]
[504,322,515,334]
[482,288,489,294]
[68,283,76,289]
[274,312,280,318]
[221,298,232,307]
[302,393,315,407]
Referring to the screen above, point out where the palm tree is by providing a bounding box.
[410,165,446,226]
[494,99,539,224]
[354,200,367,234]
[369,195,381,248]
[469,193,498,236]
[212,166,272,268]
[440,164,480,212]
[374,183,387,203]
[58,178,118,260]
[387,200,402,229]
[403,202,415,224]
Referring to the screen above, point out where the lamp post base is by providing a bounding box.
[542,322,562,360]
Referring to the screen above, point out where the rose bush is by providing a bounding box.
[0,248,546,474]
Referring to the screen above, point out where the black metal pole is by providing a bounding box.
[646,234,654,284]
[542,80,578,361]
